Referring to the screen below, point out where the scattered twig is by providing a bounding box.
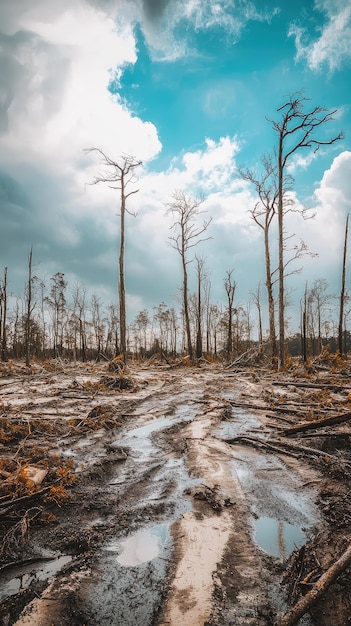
[0,507,42,557]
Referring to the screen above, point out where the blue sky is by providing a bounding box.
[0,0,350,334]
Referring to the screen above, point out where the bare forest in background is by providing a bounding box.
[0,92,347,368]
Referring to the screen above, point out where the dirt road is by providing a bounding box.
[0,360,350,625]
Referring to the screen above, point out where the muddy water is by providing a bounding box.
[84,373,319,625]
[86,388,206,625]
[214,410,319,559]
[0,556,72,601]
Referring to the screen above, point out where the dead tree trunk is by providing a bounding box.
[1,267,8,362]
[224,269,236,357]
[25,248,33,368]
[276,543,351,626]
[338,213,348,356]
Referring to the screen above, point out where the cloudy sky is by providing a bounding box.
[0,0,350,332]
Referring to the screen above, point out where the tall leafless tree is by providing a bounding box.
[133,308,150,358]
[224,269,236,357]
[306,279,331,356]
[301,282,308,363]
[270,92,343,367]
[91,294,104,361]
[251,283,263,352]
[338,214,349,356]
[166,189,211,362]
[240,156,280,358]
[195,255,206,359]
[25,248,36,367]
[1,267,8,361]
[86,148,142,361]
[46,272,67,356]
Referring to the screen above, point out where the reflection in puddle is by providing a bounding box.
[0,555,72,601]
[254,516,305,559]
[105,524,170,567]
[126,417,173,440]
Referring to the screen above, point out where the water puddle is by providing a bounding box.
[226,410,319,559]
[214,407,262,440]
[110,401,198,473]
[106,523,170,567]
[0,555,72,601]
[88,525,172,625]
[254,516,306,559]
[125,416,174,441]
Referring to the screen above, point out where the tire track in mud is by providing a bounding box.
[85,368,304,625]
[157,399,271,626]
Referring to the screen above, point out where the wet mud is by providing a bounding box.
[0,359,350,625]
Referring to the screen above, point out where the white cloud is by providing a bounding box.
[287,151,318,175]
[314,150,351,218]
[180,0,278,32]
[131,135,242,241]
[0,0,163,308]
[0,0,161,170]
[136,0,280,61]
[289,0,351,72]
[288,151,351,280]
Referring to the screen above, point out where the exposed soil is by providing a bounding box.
[0,356,350,626]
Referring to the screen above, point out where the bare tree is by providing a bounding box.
[240,156,278,357]
[91,294,105,360]
[106,304,119,356]
[207,303,221,356]
[25,248,36,367]
[71,283,87,362]
[270,91,343,366]
[38,278,47,356]
[133,309,150,358]
[204,280,212,354]
[46,272,67,356]
[86,148,142,361]
[195,255,206,359]
[304,278,331,356]
[0,267,8,361]
[224,269,236,357]
[338,214,349,356]
[251,282,263,352]
[166,190,211,362]
[153,302,169,356]
[301,282,308,363]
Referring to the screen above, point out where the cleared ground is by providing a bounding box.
[0,357,350,625]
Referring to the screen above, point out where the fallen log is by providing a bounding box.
[276,542,351,626]
[272,380,348,391]
[281,411,351,435]
[226,435,334,460]
[225,436,300,458]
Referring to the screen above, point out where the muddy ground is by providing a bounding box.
[0,356,350,626]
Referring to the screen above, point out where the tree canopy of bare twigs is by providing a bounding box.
[270,91,343,367]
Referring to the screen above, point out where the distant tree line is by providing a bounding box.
[0,256,350,366]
